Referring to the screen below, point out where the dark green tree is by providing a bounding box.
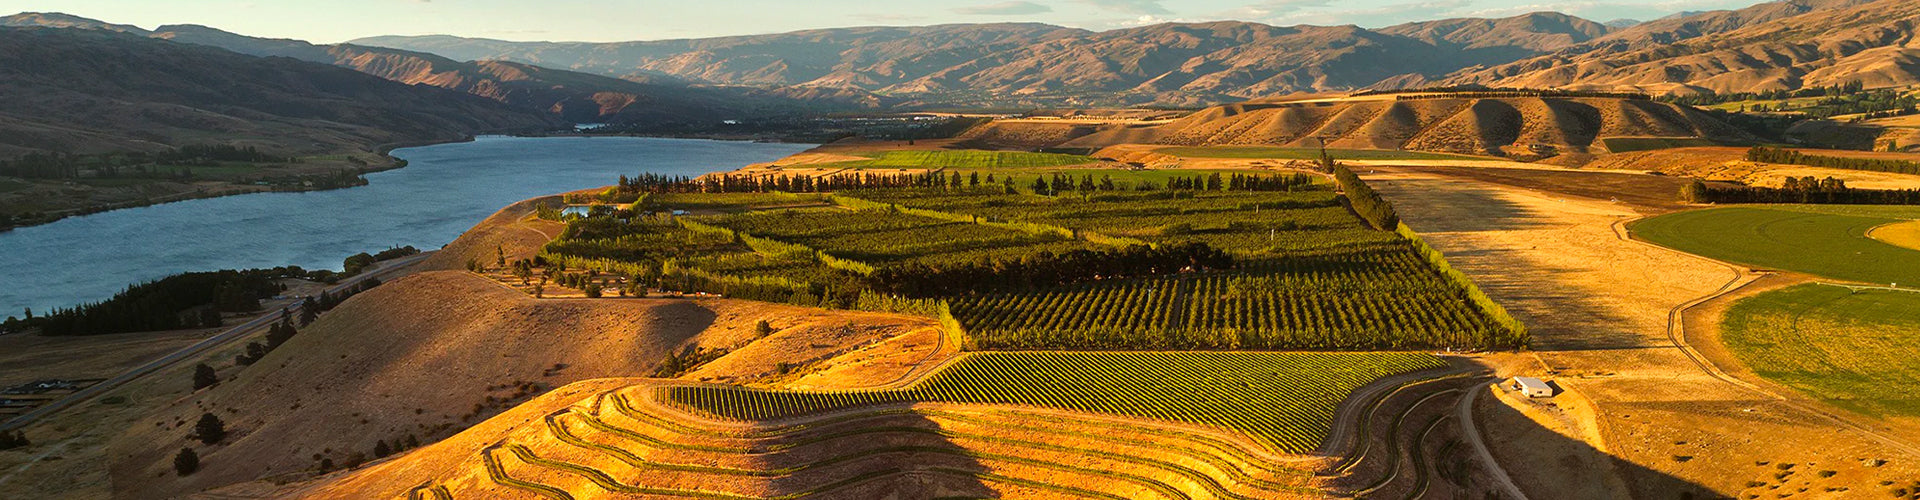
[192,363,218,390]
[173,448,198,476]
[194,412,226,444]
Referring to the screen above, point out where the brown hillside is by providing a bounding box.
[419,195,565,272]
[1443,0,1920,93]
[102,270,941,498]
[291,382,1323,500]
[0,27,557,158]
[1019,95,1752,156]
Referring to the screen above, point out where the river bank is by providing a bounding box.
[0,136,812,315]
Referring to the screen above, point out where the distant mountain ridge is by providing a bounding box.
[1439,0,1919,94]
[0,27,559,158]
[0,16,880,125]
[341,0,1918,103]
[348,14,1625,106]
[8,0,1913,111]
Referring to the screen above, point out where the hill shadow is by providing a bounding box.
[1475,382,1722,500]
[1362,169,1554,232]
[760,409,995,498]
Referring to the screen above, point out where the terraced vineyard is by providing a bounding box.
[418,381,1338,499]
[665,351,1449,453]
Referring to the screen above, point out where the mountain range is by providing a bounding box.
[0,0,1913,158]
[0,26,558,158]
[346,0,1919,105]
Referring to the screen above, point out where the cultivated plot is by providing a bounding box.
[1721,284,1920,417]
[1630,205,1920,286]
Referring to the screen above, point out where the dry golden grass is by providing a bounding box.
[1584,146,1920,190]
[1367,168,1920,498]
[1870,220,1920,251]
[98,270,944,498]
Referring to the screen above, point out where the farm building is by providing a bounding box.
[1511,377,1554,398]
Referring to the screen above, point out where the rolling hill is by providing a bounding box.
[958,93,1754,157]
[0,27,559,158]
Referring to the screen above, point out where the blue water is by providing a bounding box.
[0,136,811,316]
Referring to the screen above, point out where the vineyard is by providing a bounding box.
[531,164,1524,350]
[665,351,1449,453]
[953,251,1505,350]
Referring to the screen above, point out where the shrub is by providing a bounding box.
[0,430,28,450]
[173,448,198,476]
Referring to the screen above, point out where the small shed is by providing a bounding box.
[1512,377,1553,398]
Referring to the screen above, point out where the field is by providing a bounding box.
[1630,205,1920,286]
[666,351,1448,453]
[1155,146,1478,161]
[539,169,1518,350]
[1370,167,1920,497]
[1720,284,1920,417]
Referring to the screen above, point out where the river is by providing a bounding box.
[0,136,812,316]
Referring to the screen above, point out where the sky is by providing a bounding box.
[8,0,1771,43]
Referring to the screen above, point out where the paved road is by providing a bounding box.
[0,252,433,432]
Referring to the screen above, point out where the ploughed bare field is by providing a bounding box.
[1364,166,1920,498]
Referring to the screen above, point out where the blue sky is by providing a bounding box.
[14,0,1771,43]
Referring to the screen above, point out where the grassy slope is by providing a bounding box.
[1630,205,1920,286]
[1721,284,1920,416]
[1154,146,1479,161]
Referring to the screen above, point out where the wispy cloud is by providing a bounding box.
[1223,0,1337,18]
[954,1,1055,15]
[851,12,928,23]
[1076,0,1172,15]
[1259,0,1476,26]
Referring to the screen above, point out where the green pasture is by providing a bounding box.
[1721,284,1920,417]
[1630,205,1920,286]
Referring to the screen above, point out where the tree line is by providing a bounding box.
[1356,86,1650,100]
[14,270,283,337]
[1330,162,1400,230]
[869,242,1233,297]
[1660,81,1867,107]
[1681,178,1920,205]
[1747,146,1920,175]
[615,170,1319,195]
[3,246,414,336]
